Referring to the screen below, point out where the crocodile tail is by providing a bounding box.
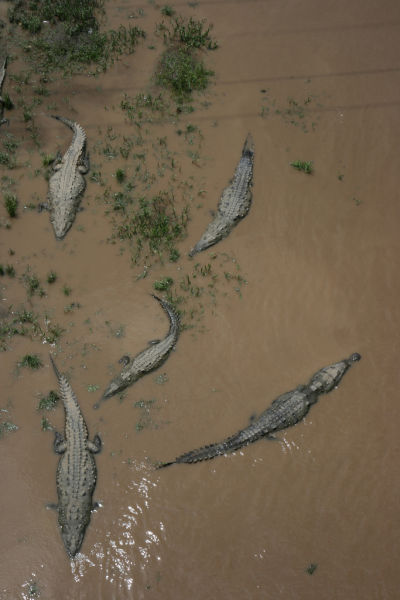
[159,439,233,467]
[151,293,180,337]
[51,114,75,131]
[49,353,61,381]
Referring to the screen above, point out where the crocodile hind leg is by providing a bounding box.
[53,431,67,454]
[78,151,90,174]
[87,434,102,454]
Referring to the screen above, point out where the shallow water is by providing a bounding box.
[1,0,400,598]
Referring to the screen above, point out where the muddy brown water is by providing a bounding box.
[1,0,400,598]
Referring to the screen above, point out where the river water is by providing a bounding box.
[1,0,400,598]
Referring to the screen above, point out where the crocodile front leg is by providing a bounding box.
[87,434,102,453]
[53,431,67,454]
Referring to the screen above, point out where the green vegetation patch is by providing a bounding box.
[115,191,189,263]
[19,353,43,369]
[156,16,217,102]
[290,160,313,174]
[8,0,146,74]
[156,48,213,99]
[0,408,18,439]
[153,277,174,291]
[4,193,18,218]
[38,390,60,410]
[0,307,64,351]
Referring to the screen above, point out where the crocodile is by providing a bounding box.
[0,57,8,126]
[189,133,254,256]
[46,115,89,239]
[49,355,101,558]
[94,294,180,408]
[157,353,361,467]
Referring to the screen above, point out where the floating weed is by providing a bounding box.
[306,563,318,575]
[38,390,60,411]
[115,168,126,183]
[163,16,218,50]
[47,270,57,284]
[154,372,168,384]
[115,191,189,264]
[3,93,14,110]
[261,93,320,132]
[105,321,125,338]
[42,153,55,167]
[4,194,18,217]
[156,47,214,101]
[19,353,43,369]
[43,322,65,344]
[153,277,174,291]
[64,302,81,313]
[290,160,313,174]
[41,416,53,431]
[8,2,146,75]
[0,409,18,439]
[161,5,175,16]
[133,398,161,431]
[2,264,16,277]
[22,267,45,297]
[87,384,100,393]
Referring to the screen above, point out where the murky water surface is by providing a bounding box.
[1,0,400,598]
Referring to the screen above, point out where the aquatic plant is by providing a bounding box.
[38,390,60,411]
[290,160,313,174]
[154,277,174,291]
[47,270,57,283]
[155,15,217,102]
[4,193,18,217]
[19,353,43,369]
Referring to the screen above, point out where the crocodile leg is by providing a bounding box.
[54,431,67,454]
[87,434,102,454]
[78,151,90,174]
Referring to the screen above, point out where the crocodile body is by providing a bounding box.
[48,115,89,239]
[95,295,180,407]
[158,353,361,467]
[189,133,254,256]
[0,57,8,126]
[50,356,101,558]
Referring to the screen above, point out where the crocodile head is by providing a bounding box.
[51,212,73,240]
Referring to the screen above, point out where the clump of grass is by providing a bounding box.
[44,323,65,344]
[306,563,318,575]
[47,270,57,283]
[19,354,43,369]
[2,93,14,110]
[154,277,174,291]
[290,160,313,174]
[156,48,214,100]
[0,418,18,439]
[8,1,146,74]
[22,268,45,297]
[4,193,18,218]
[134,398,160,431]
[0,264,16,277]
[120,92,170,123]
[156,15,217,102]
[116,191,189,262]
[161,5,175,17]
[41,416,53,431]
[38,390,60,410]
[62,285,71,296]
[42,153,55,167]
[115,168,126,183]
